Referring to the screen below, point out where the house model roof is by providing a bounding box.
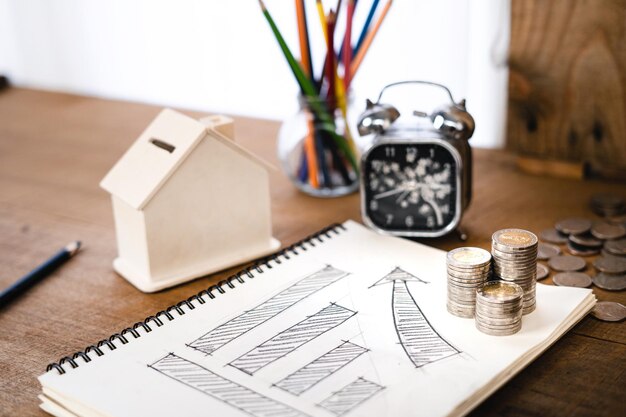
[100,108,272,210]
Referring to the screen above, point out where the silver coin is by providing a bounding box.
[555,218,592,236]
[475,317,521,328]
[591,222,626,240]
[537,243,560,260]
[569,234,603,248]
[492,229,538,250]
[446,303,474,318]
[476,281,524,302]
[539,228,569,244]
[491,248,538,258]
[607,214,626,226]
[548,255,586,272]
[492,261,537,270]
[475,323,522,336]
[536,263,549,280]
[593,272,626,291]
[590,193,625,217]
[447,247,492,269]
[591,193,624,209]
[604,239,626,256]
[566,241,600,257]
[552,272,592,288]
[593,256,626,274]
[476,317,522,328]
[591,301,626,322]
[476,300,523,312]
[447,266,492,276]
[522,304,536,315]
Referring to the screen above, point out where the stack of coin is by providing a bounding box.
[475,281,524,336]
[491,229,538,315]
[446,247,492,318]
[590,193,625,217]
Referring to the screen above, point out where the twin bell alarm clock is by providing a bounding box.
[357,81,475,238]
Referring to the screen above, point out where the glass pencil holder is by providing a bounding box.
[277,94,360,198]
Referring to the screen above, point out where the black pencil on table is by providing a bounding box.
[0,241,81,309]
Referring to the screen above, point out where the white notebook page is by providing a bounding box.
[39,220,594,417]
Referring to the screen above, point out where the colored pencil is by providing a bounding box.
[304,119,320,187]
[343,0,355,89]
[325,11,337,109]
[0,241,81,309]
[295,0,313,79]
[350,0,392,82]
[353,0,380,55]
[260,0,379,186]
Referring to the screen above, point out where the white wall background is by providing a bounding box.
[0,0,510,148]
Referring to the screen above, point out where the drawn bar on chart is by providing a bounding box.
[392,279,459,368]
[230,303,357,375]
[149,353,308,417]
[275,341,368,396]
[318,377,384,416]
[188,265,348,355]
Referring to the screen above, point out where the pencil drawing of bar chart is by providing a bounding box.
[318,377,385,416]
[149,353,308,417]
[229,303,357,375]
[274,341,368,396]
[188,265,349,355]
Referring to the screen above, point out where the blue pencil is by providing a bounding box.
[353,0,380,55]
[0,241,81,309]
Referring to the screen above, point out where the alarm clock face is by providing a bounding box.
[361,140,462,237]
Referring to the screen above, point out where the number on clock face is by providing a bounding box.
[363,143,458,233]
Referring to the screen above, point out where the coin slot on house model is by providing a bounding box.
[149,138,176,153]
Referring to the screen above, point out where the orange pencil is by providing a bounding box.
[304,119,319,187]
[350,0,392,83]
[295,0,313,78]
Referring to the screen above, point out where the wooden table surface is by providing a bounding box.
[0,88,624,417]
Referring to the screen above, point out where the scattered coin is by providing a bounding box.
[539,228,568,244]
[607,214,626,226]
[591,301,626,322]
[555,218,592,236]
[537,242,560,260]
[601,249,626,261]
[569,234,603,248]
[593,272,626,291]
[590,193,625,217]
[593,256,626,274]
[536,263,549,280]
[566,241,600,257]
[591,222,626,240]
[553,272,592,288]
[548,255,586,272]
[604,239,626,256]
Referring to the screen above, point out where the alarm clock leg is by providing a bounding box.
[456,227,469,242]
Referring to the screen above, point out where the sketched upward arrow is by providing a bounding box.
[370,267,459,368]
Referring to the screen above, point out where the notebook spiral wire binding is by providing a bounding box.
[46,223,346,375]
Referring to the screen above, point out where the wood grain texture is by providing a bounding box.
[507,0,626,173]
[0,88,624,417]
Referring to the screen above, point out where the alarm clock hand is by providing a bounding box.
[373,186,410,200]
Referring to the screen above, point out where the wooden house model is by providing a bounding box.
[100,109,280,292]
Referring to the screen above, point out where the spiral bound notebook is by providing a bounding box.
[38,220,595,417]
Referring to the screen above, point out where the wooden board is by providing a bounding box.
[0,88,624,416]
[507,0,626,174]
